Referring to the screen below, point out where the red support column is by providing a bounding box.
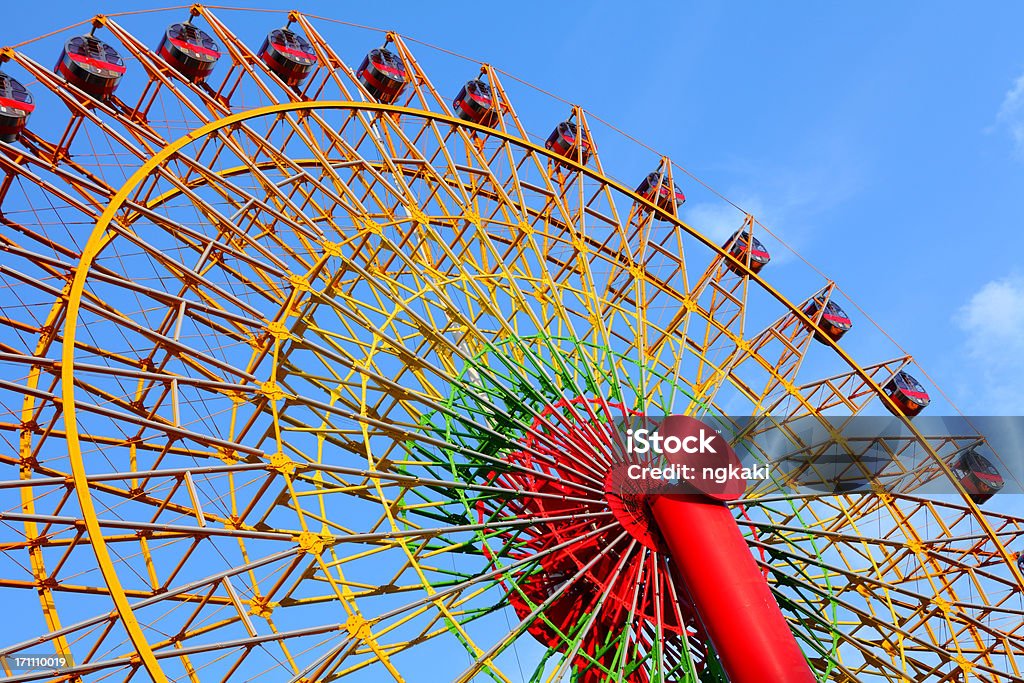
[650,494,816,683]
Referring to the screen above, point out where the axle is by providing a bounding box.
[650,494,816,683]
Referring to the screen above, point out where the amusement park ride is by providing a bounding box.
[0,5,1021,683]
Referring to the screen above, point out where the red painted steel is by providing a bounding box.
[650,494,816,683]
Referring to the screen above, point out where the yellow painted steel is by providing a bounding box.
[51,91,1024,682]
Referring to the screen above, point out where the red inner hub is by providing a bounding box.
[478,398,695,680]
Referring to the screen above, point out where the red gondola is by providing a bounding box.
[952,447,1004,505]
[158,22,221,83]
[544,121,591,165]
[55,35,126,99]
[357,48,408,104]
[452,79,501,127]
[258,28,317,87]
[882,371,930,417]
[0,72,34,143]
[635,171,685,212]
[723,230,770,275]
[803,296,853,344]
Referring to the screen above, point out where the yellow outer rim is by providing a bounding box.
[62,99,1023,680]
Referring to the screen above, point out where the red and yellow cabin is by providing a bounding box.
[635,171,685,213]
[544,120,591,165]
[803,296,853,344]
[723,230,770,275]
[453,79,501,127]
[882,370,930,417]
[357,48,408,104]
[953,448,1004,505]
[0,72,34,143]
[55,35,126,99]
[258,28,317,87]
[158,22,221,83]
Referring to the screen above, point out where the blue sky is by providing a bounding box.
[1,2,1022,672]
[5,0,1024,416]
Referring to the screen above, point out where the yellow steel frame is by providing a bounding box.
[0,7,1014,681]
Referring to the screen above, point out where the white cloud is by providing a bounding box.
[683,201,756,243]
[680,150,864,270]
[957,275,1024,360]
[683,190,812,268]
[996,74,1024,157]
[954,274,1024,412]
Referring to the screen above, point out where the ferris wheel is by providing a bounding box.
[0,6,1022,683]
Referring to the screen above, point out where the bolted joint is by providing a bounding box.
[249,595,274,619]
[296,530,327,556]
[343,613,372,641]
[269,452,296,477]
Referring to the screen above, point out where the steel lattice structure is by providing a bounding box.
[0,6,1022,683]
